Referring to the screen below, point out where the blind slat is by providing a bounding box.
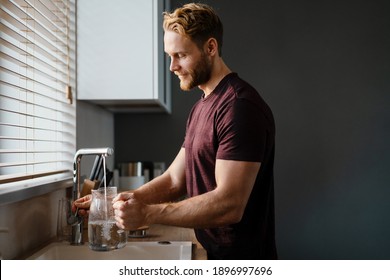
[0,150,73,155]
[0,170,70,184]
[0,119,75,136]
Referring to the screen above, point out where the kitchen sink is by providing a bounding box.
[27,241,192,260]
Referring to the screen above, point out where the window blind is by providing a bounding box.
[0,0,76,184]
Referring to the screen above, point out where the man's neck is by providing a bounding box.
[199,60,232,97]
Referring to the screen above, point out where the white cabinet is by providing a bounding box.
[77,0,171,113]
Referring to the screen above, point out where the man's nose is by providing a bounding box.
[169,57,179,72]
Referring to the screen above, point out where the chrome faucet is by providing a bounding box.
[70,147,114,245]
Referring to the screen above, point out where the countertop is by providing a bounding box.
[22,224,207,260]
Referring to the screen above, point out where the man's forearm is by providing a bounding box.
[132,171,186,204]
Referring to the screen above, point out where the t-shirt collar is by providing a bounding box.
[201,72,237,100]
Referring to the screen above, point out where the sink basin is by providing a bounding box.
[27,241,192,260]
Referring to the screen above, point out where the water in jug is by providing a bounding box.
[88,186,127,251]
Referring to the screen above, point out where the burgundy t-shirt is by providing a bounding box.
[183,73,277,259]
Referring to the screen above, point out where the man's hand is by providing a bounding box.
[113,192,149,230]
[72,194,92,216]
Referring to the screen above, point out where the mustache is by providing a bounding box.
[174,71,186,76]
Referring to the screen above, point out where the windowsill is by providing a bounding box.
[0,172,73,206]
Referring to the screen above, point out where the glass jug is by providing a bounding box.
[88,186,127,251]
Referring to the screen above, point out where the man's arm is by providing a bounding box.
[114,147,187,206]
[113,156,260,230]
[131,148,187,204]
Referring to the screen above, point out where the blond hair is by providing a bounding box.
[163,3,223,56]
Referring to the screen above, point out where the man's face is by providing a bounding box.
[164,30,211,91]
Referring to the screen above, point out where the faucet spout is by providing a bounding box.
[70,147,114,245]
[74,148,114,160]
[72,147,113,201]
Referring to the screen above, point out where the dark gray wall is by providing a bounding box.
[115,0,390,259]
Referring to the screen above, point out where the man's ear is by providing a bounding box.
[205,38,218,56]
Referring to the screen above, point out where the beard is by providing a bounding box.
[178,53,212,91]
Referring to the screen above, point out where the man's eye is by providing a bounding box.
[178,53,186,58]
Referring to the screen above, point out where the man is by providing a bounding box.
[76,3,277,260]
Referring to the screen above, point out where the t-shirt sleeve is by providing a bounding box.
[215,98,269,162]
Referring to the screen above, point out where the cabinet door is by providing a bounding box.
[77,0,168,109]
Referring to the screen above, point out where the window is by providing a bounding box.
[0,0,76,184]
